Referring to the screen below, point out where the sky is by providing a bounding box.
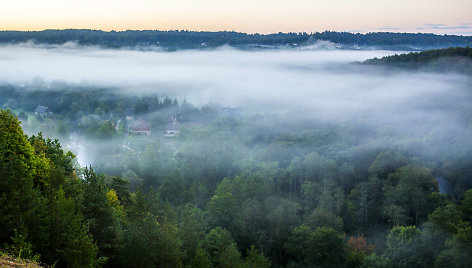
[1,0,472,35]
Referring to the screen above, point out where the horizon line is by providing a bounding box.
[1,28,471,37]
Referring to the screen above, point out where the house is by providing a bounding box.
[131,118,151,135]
[34,105,52,116]
[165,117,180,137]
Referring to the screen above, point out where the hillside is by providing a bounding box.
[363,46,472,74]
[0,254,42,268]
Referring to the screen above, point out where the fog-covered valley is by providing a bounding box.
[1,43,472,267]
[2,44,470,165]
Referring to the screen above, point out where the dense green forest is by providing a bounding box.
[363,47,472,74]
[1,80,472,267]
[0,30,471,50]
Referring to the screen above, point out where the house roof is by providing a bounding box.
[131,119,150,132]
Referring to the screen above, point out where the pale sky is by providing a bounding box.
[1,0,472,34]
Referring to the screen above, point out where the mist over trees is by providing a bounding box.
[1,44,472,267]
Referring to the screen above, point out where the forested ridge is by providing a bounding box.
[363,47,472,74]
[0,30,471,50]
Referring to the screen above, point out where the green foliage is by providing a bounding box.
[384,226,422,267]
[435,223,472,267]
[364,47,472,74]
[203,227,234,258]
[460,189,472,222]
[158,170,192,205]
[121,191,185,267]
[110,176,131,207]
[190,245,211,268]
[357,176,384,227]
[431,192,472,267]
[0,110,43,244]
[5,230,40,262]
[429,203,462,233]
[368,151,407,178]
[121,211,161,267]
[121,170,143,192]
[96,121,118,140]
[216,243,243,268]
[363,253,392,268]
[207,192,240,232]
[285,225,347,266]
[29,133,75,177]
[50,189,99,267]
[0,109,48,178]
[202,227,244,267]
[305,207,344,231]
[179,203,207,264]
[244,245,271,268]
[81,167,121,265]
[383,165,437,225]
[0,110,99,267]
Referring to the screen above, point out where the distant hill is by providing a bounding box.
[363,47,472,74]
[0,29,471,50]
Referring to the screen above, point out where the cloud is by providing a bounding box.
[375,23,472,35]
[423,23,446,27]
[416,22,472,30]
[379,27,402,31]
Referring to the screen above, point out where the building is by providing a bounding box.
[130,118,151,135]
[165,117,180,137]
[34,105,52,117]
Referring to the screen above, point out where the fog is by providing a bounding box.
[2,43,470,123]
[1,43,471,168]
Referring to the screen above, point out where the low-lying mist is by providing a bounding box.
[0,44,466,115]
[1,43,471,172]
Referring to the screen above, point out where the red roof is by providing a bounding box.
[132,119,150,131]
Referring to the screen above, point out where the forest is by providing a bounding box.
[0,30,471,50]
[1,46,472,267]
[363,47,472,74]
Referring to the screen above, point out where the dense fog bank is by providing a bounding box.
[1,45,470,152]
